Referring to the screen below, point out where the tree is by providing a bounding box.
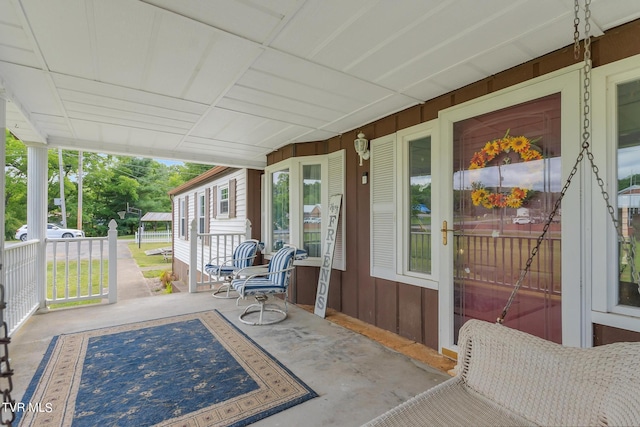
[620,174,640,191]
[410,183,431,231]
[5,130,28,238]
[178,162,212,180]
[4,130,214,238]
[272,172,290,233]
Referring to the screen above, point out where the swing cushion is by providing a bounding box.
[364,319,640,427]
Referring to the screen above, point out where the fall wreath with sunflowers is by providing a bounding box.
[469,130,541,209]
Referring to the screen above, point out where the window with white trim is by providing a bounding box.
[219,185,229,217]
[303,164,322,257]
[616,78,640,310]
[271,167,290,251]
[264,150,345,269]
[371,121,438,288]
[592,56,640,330]
[198,193,205,233]
[179,198,186,238]
[408,136,432,274]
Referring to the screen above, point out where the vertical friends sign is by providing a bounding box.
[314,194,342,318]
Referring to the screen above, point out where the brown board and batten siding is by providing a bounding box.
[266,19,640,349]
[245,169,263,264]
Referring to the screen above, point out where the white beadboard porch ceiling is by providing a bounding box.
[1,0,639,169]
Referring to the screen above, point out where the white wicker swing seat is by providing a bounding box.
[364,319,640,427]
[366,5,640,426]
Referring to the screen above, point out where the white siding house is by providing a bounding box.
[168,166,262,286]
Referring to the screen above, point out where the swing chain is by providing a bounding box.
[587,121,640,285]
[499,0,592,324]
[578,0,639,285]
[573,0,581,59]
[498,130,586,323]
[0,283,14,426]
[500,0,640,324]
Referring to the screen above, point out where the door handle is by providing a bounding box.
[441,221,456,246]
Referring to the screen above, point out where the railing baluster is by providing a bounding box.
[75,241,81,298]
[413,230,561,296]
[52,242,58,302]
[87,240,93,297]
[98,239,104,296]
[44,236,111,305]
[4,241,39,335]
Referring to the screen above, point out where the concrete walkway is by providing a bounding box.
[116,240,154,300]
[116,240,174,300]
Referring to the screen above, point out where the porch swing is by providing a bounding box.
[364,2,640,426]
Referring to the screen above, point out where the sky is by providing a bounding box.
[619,145,640,179]
[454,158,562,192]
[156,159,183,166]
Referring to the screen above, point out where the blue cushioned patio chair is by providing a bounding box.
[231,245,297,325]
[204,239,260,299]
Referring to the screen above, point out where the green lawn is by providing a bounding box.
[46,241,173,309]
[128,242,172,267]
[47,259,107,308]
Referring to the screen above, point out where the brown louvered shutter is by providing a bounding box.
[172,197,177,240]
[194,191,198,237]
[212,185,218,219]
[229,179,236,218]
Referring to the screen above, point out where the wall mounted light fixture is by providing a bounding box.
[354,132,370,166]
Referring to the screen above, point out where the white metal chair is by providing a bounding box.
[204,239,260,299]
[231,245,297,325]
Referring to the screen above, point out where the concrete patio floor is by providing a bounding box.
[11,290,453,426]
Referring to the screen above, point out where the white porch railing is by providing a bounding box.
[5,241,39,336]
[5,219,118,336]
[134,229,172,243]
[189,219,252,292]
[47,220,118,305]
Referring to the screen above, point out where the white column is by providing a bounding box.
[189,219,197,292]
[27,144,49,308]
[108,219,118,303]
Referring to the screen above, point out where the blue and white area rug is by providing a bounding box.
[17,310,317,426]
